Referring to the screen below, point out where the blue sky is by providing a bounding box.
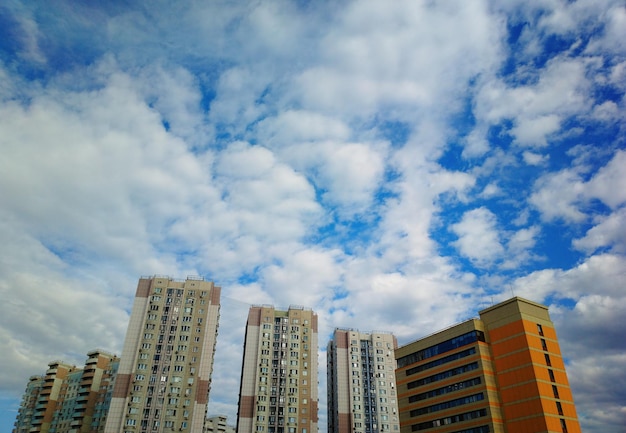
[0,1,625,432]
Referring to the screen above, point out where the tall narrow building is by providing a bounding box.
[395,297,581,433]
[327,329,400,433]
[104,276,221,433]
[237,305,318,433]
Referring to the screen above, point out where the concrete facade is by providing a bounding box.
[237,305,318,433]
[104,276,221,433]
[13,351,119,433]
[327,329,400,433]
[204,415,235,433]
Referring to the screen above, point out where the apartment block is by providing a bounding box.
[237,305,318,433]
[13,350,119,433]
[204,415,235,433]
[395,297,581,433]
[104,276,221,433]
[327,329,400,433]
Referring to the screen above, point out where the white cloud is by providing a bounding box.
[586,150,626,209]
[261,247,343,308]
[574,207,626,253]
[530,150,626,223]
[451,207,504,266]
[290,0,503,119]
[471,56,592,150]
[1,2,624,432]
[511,114,561,147]
[479,182,502,198]
[522,150,549,166]
[529,169,587,222]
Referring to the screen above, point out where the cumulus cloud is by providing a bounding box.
[574,207,626,253]
[0,2,624,432]
[472,56,591,149]
[451,207,504,266]
[530,149,626,223]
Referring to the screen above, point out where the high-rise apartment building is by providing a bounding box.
[327,329,400,433]
[13,350,119,433]
[104,276,221,433]
[395,297,581,433]
[204,415,236,433]
[237,305,318,433]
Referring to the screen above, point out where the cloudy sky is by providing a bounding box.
[1,1,625,431]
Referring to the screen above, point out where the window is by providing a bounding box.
[545,353,552,366]
[552,385,560,399]
[541,338,548,351]
[537,323,544,336]
[549,369,556,382]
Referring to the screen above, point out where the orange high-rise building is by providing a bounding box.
[395,297,580,433]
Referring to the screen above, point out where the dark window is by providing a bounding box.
[556,402,563,416]
[552,385,560,399]
[537,324,544,336]
[545,353,552,366]
[541,339,548,351]
[549,369,556,382]
[409,377,482,403]
[408,363,479,390]
[398,331,484,368]
[410,393,484,417]
[410,410,487,431]
[560,418,568,433]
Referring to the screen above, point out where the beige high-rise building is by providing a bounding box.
[327,329,400,433]
[104,276,221,433]
[237,305,318,433]
[13,350,119,433]
[204,415,235,433]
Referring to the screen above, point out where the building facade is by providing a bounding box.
[204,415,235,433]
[104,276,221,433]
[327,329,400,433]
[13,350,119,433]
[395,297,581,433]
[237,305,318,433]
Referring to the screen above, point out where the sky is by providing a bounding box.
[0,0,624,432]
